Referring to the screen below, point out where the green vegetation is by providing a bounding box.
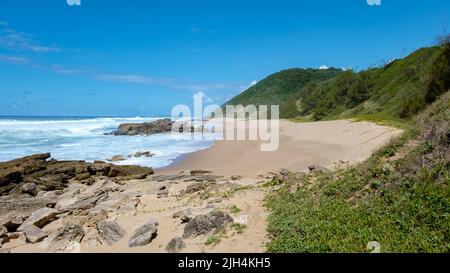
[205,234,222,246]
[225,68,342,118]
[231,223,247,234]
[225,43,450,127]
[228,204,242,214]
[263,40,450,253]
[265,92,450,252]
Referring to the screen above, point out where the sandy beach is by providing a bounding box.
[161,119,402,176]
[2,119,402,253]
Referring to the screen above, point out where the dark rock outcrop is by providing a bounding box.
[183,211,232,238]
[165,236,186,253]
[0,154,154,197]
[111,118,174,136]
[128,219,158,247]
[48,223,85,251]
[97,220,126,246]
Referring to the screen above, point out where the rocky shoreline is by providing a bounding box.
[0,153,154,197]
[0,153,259,253]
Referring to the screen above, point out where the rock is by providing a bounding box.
[182,182,214,195]
[108,165,154,178]
[48,224,85,251]
[128,219,158,247]
[173,209,192,223]
[58,193,106,212]
[183,211,232,238]
[0,226,7,237]
[88,163,111,176]
[308,164,331,173]
[165,236,186,253]
[1,216,24,232]
[190,170,213,176]
[5,232,27,247]
[133,151,154,158]
[97,220,126,246]
[17,208,57,231]
[231,175,242,181]
[279,168,290,176]
[111,118,174,136]
[75,172,91,181]
[0,248,10,253]
[22,224,48,243]
[178,170,191,176]
[110,155,126,162]
[21,183,38,196]
[82,228,103,248]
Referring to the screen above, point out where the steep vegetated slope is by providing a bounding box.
[264,40,450,253]
[265,91,449,252]
[225,68,342,118]
[226,42,449,126]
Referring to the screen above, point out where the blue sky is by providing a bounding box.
[0,0,449,116]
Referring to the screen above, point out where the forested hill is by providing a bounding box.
[224,68,342,118]
[225,43,449,125]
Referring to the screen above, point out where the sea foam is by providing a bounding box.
[0,117,214,168]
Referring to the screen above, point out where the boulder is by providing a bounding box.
[165,236,186,253]
[183,211,232,238]
[48,224,85,251]
[97,220,126,246]
[0,248,10,253]
[22,224,48,243]
[21,183,37,196]
[133,151,154,158]
[17,208,57,231]
[128,219,158,247]
[110,155,125,162]
[111,118,174,136]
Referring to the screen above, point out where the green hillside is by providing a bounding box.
[264,40,450,253]
[225,68,342,117]
[265,91,450,252]
[225,44,448,125]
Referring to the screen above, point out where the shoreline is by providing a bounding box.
[0,119,402,253]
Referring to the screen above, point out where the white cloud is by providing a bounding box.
[319,65,329,70]
[94,73,235,92]
[66,0,81,6]
[0,29,61,53]
[0,55,28,64]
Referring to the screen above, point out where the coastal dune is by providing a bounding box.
[161,119,403,176]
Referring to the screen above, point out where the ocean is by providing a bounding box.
[0,116,215,168]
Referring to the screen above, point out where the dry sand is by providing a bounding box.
[161,119,402,176]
